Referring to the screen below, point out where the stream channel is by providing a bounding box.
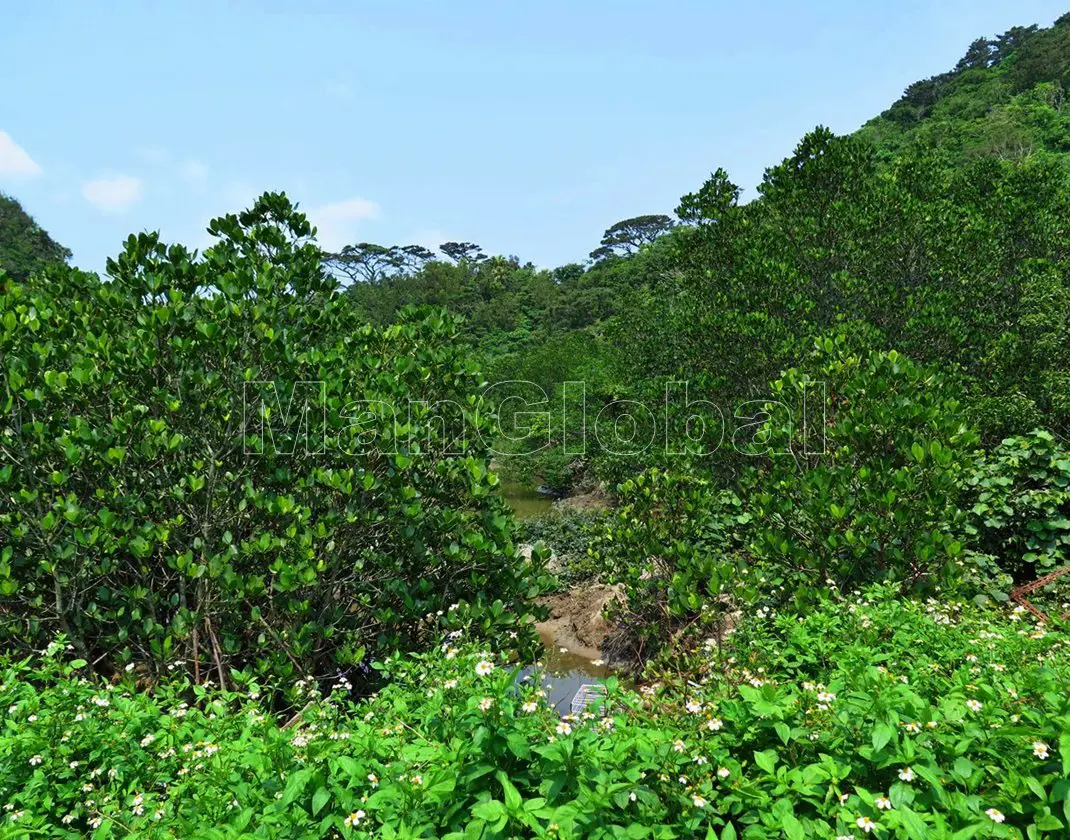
[501,480,616,714]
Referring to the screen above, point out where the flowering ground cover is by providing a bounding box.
[2,586,1067,839]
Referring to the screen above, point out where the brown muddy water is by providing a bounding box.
[501,480,618,712]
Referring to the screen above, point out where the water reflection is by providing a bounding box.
[516,626,615,715]
[498,479,554,520]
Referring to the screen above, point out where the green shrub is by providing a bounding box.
[591,469,750,664]
[0,193,549,694]
[745,340,981,598]
[967,430,1070,586]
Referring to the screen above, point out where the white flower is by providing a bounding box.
[592,659,605,666]
[61,813,76,825]
[898,767,915,782]
[410,774,423,786]
[673,739,686,753]
[522,701,538,713]
[903,722,921,734]
[966,699,983,712]
[706,718,723,731]
[816,691,836,704]
[556,721,572,735]
[629,792,637,802]
[685,699,703,714]
[140,734,155,747]
[368,773,379,787]
[443,679,458,689]
[692,794,706,808]
[478,697,494,712]
[717,766,730,779]
[344,810,366,827]
[28,755,42,766]
[1033,741,1050,759]
[985,808,1005,823]
[475,660,495,677]
[857,815,876,832]
[875,796,892,810]
[445,648,458,659]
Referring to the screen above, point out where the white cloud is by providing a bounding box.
[0,131,43,178]
[307,197,381,250]
[180,159,209,191]
[82,175,144,212]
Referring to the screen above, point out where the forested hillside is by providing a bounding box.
[0,193,71,283]
[860,13,1070,160]
[2,15,1070,840]
[333,14,1070,490]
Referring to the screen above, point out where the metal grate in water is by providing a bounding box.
[570,683,608,717]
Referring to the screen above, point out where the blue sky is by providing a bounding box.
[2,1,1067,274]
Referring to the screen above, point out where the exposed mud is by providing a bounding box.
[552,486,614,513]
[534,582,625,662]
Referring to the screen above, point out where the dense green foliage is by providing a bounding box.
[860,14,1070,161]
[4,13,1070,839]
[591,470,747,666]
[0,194,71,284]
[744,344,979,595]
[0,195,549,693]
[967,432,1070,583]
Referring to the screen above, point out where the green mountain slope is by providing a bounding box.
[858,13,1070,161]
[0,193,71,282]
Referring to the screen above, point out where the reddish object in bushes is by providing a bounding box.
[1010,565,1070,622]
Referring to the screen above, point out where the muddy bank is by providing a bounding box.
[534,582,624,662]
[552,486,614,513]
